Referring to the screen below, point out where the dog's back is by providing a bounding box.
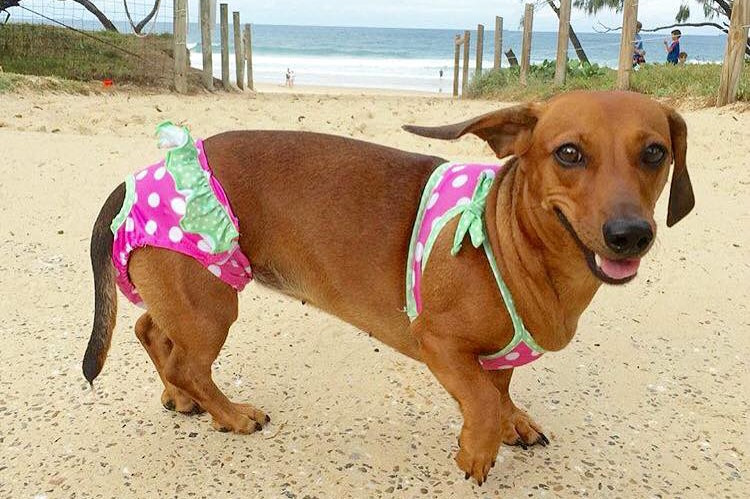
[204,131,444,344]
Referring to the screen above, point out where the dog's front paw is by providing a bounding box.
[455,427,501,486]
[500,403,549,449]
[455,443,497,486]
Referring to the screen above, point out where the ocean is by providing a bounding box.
[187,24,729,93]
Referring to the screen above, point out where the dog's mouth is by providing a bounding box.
[554,208,640,285]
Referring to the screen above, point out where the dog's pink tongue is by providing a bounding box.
[599,256,641,280]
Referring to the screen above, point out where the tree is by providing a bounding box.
[123,0,162,34]
[545,0,591,65]
[52,0,162,34]
[72,0,118,31]
[574,0,749,56]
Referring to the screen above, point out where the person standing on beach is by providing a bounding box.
[633,21,646,67]
[664,30,681,65]
[285,68,291,87]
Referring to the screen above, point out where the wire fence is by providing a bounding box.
[0,0,176,87]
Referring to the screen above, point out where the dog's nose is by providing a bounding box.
[602,218,653,255]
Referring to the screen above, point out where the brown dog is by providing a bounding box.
[83,91,693,485]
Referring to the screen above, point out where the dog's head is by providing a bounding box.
[403,91,694,285]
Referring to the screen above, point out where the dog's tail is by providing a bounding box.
[82,183,125,385]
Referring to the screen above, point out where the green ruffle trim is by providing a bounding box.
[158,121,239,254]
[110,174,136,234]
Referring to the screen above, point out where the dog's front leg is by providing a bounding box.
[417,331,503,485]
[488,370,549,448]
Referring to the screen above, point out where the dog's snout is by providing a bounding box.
[602,218,653,256]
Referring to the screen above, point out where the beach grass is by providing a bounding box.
[0,72,96,94]
[0,23,176,87]
[469,61,750,104]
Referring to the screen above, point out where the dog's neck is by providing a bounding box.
[486,160,601,352]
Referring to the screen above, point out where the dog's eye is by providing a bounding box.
[642,144,667,167]
[554,144,584,167]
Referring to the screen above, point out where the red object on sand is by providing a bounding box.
[103,79,113,87]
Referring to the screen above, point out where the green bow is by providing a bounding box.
[451,171,495,256]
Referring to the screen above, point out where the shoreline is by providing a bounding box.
[253,81,450,97]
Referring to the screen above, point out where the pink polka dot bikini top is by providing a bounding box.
[405,162,546,370]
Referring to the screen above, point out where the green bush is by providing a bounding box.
[469,59,750,104]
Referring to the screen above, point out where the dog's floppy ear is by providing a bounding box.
[402,103,541,158]
[663,107,695,227]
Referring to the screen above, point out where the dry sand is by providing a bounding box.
[0,87,748,499]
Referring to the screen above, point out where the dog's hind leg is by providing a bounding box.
[134,313,203,415]
[129,247,268,434]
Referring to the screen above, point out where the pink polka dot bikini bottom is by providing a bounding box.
[111,136,252,307]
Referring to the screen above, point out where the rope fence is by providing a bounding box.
[0,0,175,86]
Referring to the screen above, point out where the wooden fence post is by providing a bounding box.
[233,11,244,90]
[520,3,534,87]
[244,24,254,91]
[220,3,230,89]
[476,24,484,75]
[717,0,750,106]
[554,0,571,86]
[616,0,639,91]
[173,0,188,93]
[462,30,471,96]
[453,34,461,97]
[199,0,213,90]
[494,16,503,70]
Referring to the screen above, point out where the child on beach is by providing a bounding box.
[664,30,681,65]
[678,52,688,66]
[633,21,646,67]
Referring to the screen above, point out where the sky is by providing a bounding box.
[194,0,723,35]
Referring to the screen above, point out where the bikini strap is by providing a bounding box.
[451,171,544,352]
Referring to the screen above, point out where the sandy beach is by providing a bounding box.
[0,87,748,498]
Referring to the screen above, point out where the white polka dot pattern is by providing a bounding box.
[427,192,439,209]
[414,242,424,262]
[168,226,183,243]
[197,239,212,253]
[451,174,469,188]
[171,198,186,215]
[144,220,157,235]
[147,192,160,208]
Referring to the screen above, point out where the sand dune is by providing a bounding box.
[0,88,747,498]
